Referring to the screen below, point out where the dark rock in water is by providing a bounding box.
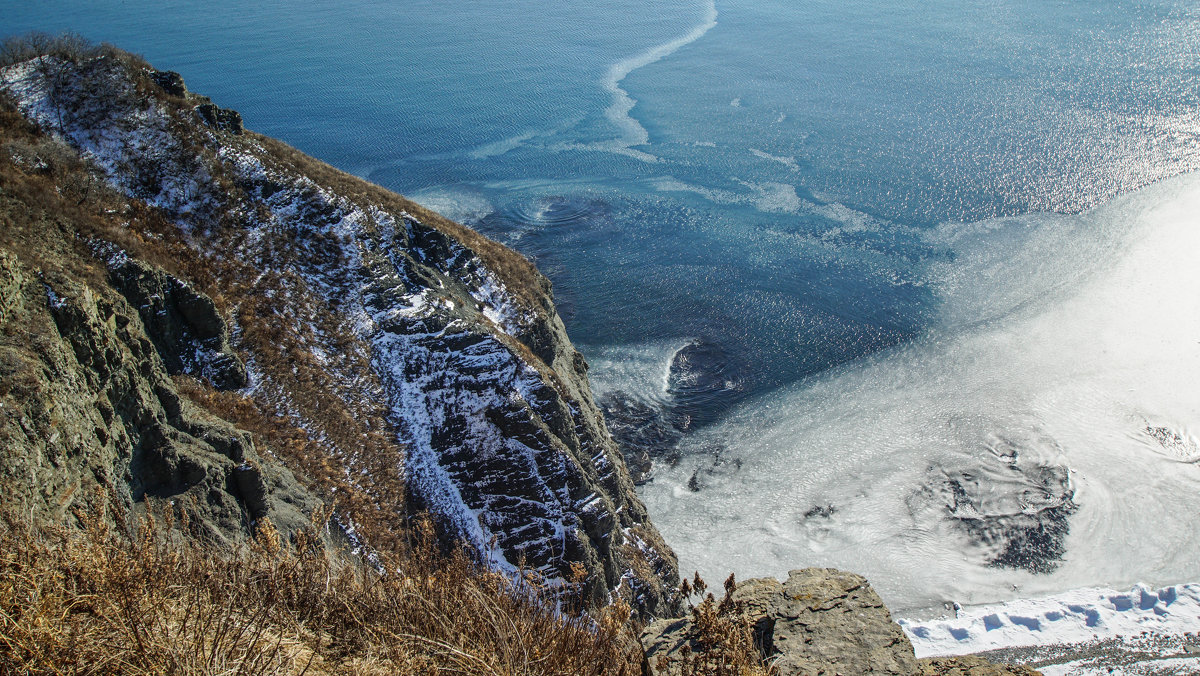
[917,462,1076,574]
[603,339,748,483]
[1143,422,1200,461]
[195,103,244,135]
[666,338,744,432]
[683,445,743,493]
[599,392,683,484]
[986,506,1074,573]
[804,504,837,519]
[601,387,742,489]
[150,69,187,97]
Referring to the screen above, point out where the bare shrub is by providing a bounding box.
[654,573,776,676]
[0,32,129,67]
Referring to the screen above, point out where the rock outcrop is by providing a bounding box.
[106,251,248,390]
[149,69,186,98]
[642,568,1040,675]
[195,102,244,135]
[0,245,316,544]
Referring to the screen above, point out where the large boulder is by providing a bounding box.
[642,568,1041,676]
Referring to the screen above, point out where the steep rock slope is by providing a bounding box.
[0,49,677,612]
[0,214,316,545]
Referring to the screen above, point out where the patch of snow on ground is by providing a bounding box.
[900,582,1200,659]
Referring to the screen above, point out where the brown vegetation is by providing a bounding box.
[655,574,774,676]
[0,501,645,675]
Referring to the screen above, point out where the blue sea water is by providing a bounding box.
[6,0,1200,611]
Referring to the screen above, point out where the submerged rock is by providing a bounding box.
[599,392,682,484]
[602,338,746,484]
[916,461,1076,575]
[666,338,744,432]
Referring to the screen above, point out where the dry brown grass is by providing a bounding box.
[0,90,216,294]
[172,375,412,553]
[0,500,646,675]
[653,574,774,676]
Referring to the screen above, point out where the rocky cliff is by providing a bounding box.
[0,44,676,614]
[0,232,317,543]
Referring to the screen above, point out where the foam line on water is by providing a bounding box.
[585,339,695,407]
[600,0,718,149]
[409,187,495,225]
[749,148,800,171]
[651,174,907,236]
[469,130,538,160]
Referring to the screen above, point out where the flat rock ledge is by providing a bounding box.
[641,568,1040,676]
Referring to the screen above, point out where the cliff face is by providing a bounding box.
[0,230,317,545]
[0,49,676,613]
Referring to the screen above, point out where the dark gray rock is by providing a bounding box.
[195,103,244,135]
[358,217,680,616]
[0,248,318,546]
[106,255,247,390]
[150,69,187,97]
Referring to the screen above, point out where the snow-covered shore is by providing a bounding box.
[899,582,1200,674]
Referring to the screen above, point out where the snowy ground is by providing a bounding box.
[899,582,1200,674]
